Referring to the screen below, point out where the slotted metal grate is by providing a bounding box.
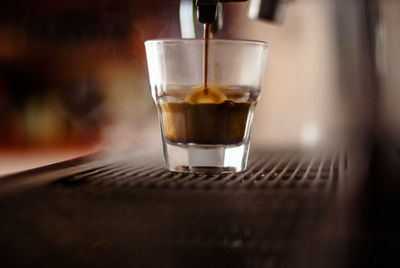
[0,149,346,268]
[51,149,341,193]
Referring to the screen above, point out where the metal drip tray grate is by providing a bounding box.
[0,149,346,268]
[52,149,341,193]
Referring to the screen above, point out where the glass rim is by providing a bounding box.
[144,38,268,47]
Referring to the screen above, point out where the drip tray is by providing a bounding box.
[0,149,349,268]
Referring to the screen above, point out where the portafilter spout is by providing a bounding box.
[179,0,247,38]
[248,0,295,24]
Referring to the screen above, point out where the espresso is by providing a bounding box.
[159,87,256,145]
[203,23,210,90]
[159,26,256,145]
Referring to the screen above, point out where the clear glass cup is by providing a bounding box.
[145,39,268,173]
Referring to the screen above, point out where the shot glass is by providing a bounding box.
[145,39,267,173]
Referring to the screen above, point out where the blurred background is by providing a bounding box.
[0,0,399,175]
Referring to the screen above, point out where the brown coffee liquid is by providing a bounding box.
[198,23,223,100]
[159,25,255,145]
[159,87,256,145]
[203,23,209,91]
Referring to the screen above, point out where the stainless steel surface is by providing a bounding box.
[0,149,351,267]
[248,0,294,23]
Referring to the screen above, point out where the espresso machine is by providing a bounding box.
[0,0,399,267]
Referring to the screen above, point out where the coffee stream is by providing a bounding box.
[159,24,255,145]
[188,23,227,104]
[203,23,209,91]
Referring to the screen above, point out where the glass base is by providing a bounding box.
[162,141,250,173]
